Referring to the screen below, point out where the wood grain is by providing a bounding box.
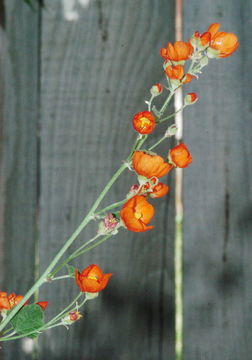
[38,0,175,359]
[183,2,252,359]
[1,0,40,359]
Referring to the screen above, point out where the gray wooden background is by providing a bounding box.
[0,0,251,359]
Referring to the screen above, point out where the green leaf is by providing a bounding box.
[11,304,44,337]
[66,264,75,278]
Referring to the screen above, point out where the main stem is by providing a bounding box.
[0,163,127,332]
[0,92,174,334]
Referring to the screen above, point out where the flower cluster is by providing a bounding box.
[191,23,239,58]
[119,22,238,233]
[120,144,192,232]
[0,22,238,342]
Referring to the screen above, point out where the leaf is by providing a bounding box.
[11,304,44,337]
[66,264,75,278]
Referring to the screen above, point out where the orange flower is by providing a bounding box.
[132,111,156,135]
[208,23,239,58]
[8,293,24,309]
[0,292,11,311]
[165,65,184,80]
[169,143,192,168]
[120,195,154,232]
[75,264,112,293]
[160,41,193,62]
[165,65,194,84]
[150,183,169,198]
[132,151,173,179]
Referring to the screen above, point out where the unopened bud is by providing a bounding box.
[129,184,140,195]
[150,83,163,96]
[62,311,82,325]
[98,213,119,234]
[184,93,198,105]
[190,31,200,47]
[165,124,178,137]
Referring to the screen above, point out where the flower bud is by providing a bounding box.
[150,183,169,198]
[129,184,140,195]
[150,83,163,96]
[190,31,200,47]
[184,93,198,105]
[63,311,82,325]
[98,213,119,234]
[165,124,178,137]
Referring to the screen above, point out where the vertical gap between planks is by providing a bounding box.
[32,1,42,359]
[174,0,183,360]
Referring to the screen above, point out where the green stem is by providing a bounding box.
[0,163,127,333]
[158,91,174,116]
[44,296,89,330]
[1,325,14,336]
[51,275,72,281]
[175,214,183,360]
[50,233,111,277]
[148,135,167,151]
[95,199,127,216]
[44,293,83,329]
[69,234,113,259]
[0,91,172,335]
[158,105,186,124]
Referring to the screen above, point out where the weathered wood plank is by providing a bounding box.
[183,1,252,359]
[39,0,175,358]
[0,2,6,296]
[1,0,40,358]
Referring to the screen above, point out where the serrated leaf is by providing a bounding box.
[11,304,44,337]
[66,264,75,277]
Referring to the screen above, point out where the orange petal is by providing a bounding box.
[85,264,103,279]
[98,273,113,291]
[120,196,155,232]
[167,42,178,61]
[174,41,193,60]
[207,23,220,37]
[150,183,169,198]
[81,278,103,293]
[182,73,195,84]
[200,32,211,46]
[211,32,239,57]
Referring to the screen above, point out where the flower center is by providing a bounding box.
[134,211,142,220]
[88,274,99,281]
[139,117,151,128]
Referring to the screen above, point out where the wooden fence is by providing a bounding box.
[0,0,251,359]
